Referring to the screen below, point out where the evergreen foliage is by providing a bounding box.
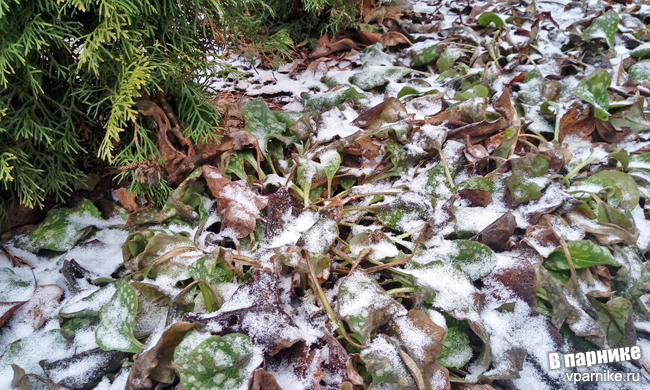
[0,0,358,221]
[0,0,275,220]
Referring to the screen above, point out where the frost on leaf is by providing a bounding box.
[95,281,142,353]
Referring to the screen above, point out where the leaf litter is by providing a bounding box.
[4,0,650,389]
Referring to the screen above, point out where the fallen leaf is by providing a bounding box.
[559,107,595,142]
[115,187,138,212]
[357,30,381,45]
[250,368,282,390]
[126,322,196,390]
[202,165,267,238]
[310,38,358,59]
[473,211,516,251]
[379,31,412,48]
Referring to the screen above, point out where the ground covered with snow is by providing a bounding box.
[3,0,650,389]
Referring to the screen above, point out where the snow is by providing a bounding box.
[315,105,363,142]
[2,1,650,389]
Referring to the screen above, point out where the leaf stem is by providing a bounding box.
[565,156,600,180]
[386,286,418,295]
[437,147,455,188]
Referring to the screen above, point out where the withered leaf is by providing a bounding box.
[458,188,493,207]
[184,270,306,355]
[266,187,294,239]
[115,187,138,212]
[41,349,127,389]
[379,31,412,48]
[392,309,446,366]
[559,107,595,142]
[0,301,27,328]
[126,322,197,390]
[310,38,358,59]
[473,211,516,251]
[202,165,267,239]
[250,368,282,390]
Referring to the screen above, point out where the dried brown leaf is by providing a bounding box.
[310,38,358,59]
[0,301,27,327]
[250,368,282,390]
[126,321,197,390]
[115,188,138,212]
[202,165,267,239]
[473,211,516,251]
[458,188,493,207]
[379,31,412,48]
[559,107,595,142]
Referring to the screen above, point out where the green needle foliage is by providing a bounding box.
[0,0,289,220]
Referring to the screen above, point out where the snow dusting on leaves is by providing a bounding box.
[4,1,650,389]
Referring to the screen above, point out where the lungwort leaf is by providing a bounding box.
[507,154,550,204]
[95,281,142,353]
[628,60,650,82]
[545,240,620,271]
[242,97,286,154]
[17,199,103,252]
[411,45,440,67]
[175,333,254,390]
[574,68,611,121]
[589,296,634,349]
[438,325,473,368]
[582,10,620,50]
[338,271,403,342]
[582,170,640,211]
[610,98,650,132]
[411,240,496,281]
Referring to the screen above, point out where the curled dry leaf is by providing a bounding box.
[202,165,267,239]
[559,107,595,142]
[473,211,516,251]
[127,321,197,390]
[115,187,138,212]
[310,38,358,59]
[0,301,26,327]
[356,30,381,45]
[141,102,197,186]
[379,31,412,49]
[250,368,282,390]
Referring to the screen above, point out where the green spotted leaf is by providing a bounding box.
[518,68,545,105]
[582,10,620,49]
[0,268,34,302]
[545,240,620,271]
[95,281,142,353]
[436,47,463,73]
[610,99,650,132]
[338,271,402,342]
[411,240,496,281]
[242,97,286,153]
[411,45,440,67]
[628,60,650,82]
[506,154,550,204]
[350,67,411,91]
[17,199,103,252]
[574,68,611,121]
[302,86,366,111]
[631,43,650,58]
[439,326,473,368]
[582,170,640,210]
[360,335,416,388]
[453,176,495,192]
[175,333,253,390]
